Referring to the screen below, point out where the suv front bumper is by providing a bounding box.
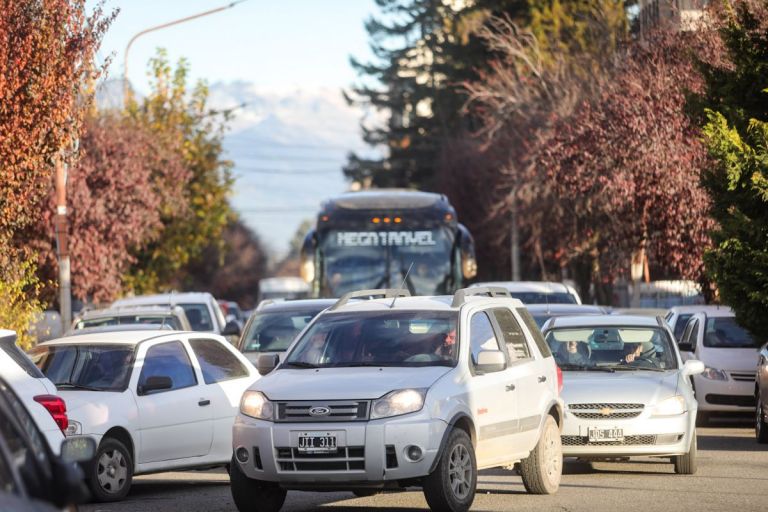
[232,412,448,488]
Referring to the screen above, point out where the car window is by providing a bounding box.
[469,312,503,365]
[704,317,756,348]
[509,292,576,304]
[516,307,552,357]
[189,339,249,384]
[242,310,323,353]
[0,338,45,378]
[138,341,197,393]
[689,320,699,350]
[672,314,692,341]
[30,344,134,391]
[492,308,531,362]
[179,303,214,332]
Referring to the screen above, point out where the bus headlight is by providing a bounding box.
[300,259,314,283]
[462,257,477,280]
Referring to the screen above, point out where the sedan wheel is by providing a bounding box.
[87,437,133,502]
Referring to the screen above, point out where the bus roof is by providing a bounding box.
[321,190,450,212]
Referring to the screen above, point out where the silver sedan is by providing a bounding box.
[542,315,704,474]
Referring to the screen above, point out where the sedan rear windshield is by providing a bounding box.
[29,345,135,392]
[75,315,182,330]
[511,292,576,304]
[283,311,458,368]
[241,309,324,353]
[704,317,756,348]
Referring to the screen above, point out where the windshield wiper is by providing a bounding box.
[558,363,614,372]
[606,365,665,372]
[281,361,319,369]
[56,382,102,391]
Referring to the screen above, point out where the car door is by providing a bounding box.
[465,309,523,467]
[133,340,213,464]
[186,338,256,461]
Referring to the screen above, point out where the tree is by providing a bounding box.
[693,0,768,340]
[125,51,235,293]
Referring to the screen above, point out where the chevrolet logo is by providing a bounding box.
[599,407,613,416]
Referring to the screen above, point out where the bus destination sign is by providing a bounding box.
[335,231,437,247]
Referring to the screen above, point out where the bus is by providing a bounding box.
[300,190,477,297]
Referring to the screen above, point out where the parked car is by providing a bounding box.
[0,374,96,511]
[71,305,192,332]
[471,281,582,304]
[231,287,564,512]
[757,341,768,443]
[29,330,259,502]
[541,315,704,474]
[112,292,240,337]
[0,330,65,454]
[237,299,336,365]
[677,307,759,424]
[665,305,727,342]
[525,304,607,328]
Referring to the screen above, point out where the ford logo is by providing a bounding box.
[309,406,331,417]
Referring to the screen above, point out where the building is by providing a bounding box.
[637,0,709,34]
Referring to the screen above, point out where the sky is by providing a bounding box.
[90,0,379,257]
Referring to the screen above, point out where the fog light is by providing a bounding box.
[236,447,250,463]
[405,445,423,462]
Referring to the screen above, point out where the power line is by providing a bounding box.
[236,207,319,213]
[233,166,341,175]
[233,154,347,163]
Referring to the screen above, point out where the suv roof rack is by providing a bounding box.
[451,286,511,307]
[329,289,411,311]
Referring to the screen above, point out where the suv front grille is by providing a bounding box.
[276,446,365,472]
[568,403,644,420]
[562,435,658,446]
[729,371,756,382]
[275,400,370,422]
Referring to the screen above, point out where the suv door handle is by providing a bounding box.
[505,384,516,392]
[198,399,211,407]
[538,376,547,383]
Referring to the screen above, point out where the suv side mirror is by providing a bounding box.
[139,375,173,395]
[678,341,693,353]
[60,436,96,463]
[682,359,705,377]
[475,350,506,374]
[257,353,280,376]
[222,320,241,337]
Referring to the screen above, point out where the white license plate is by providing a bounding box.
[588,427,624,442]
[297,432,338,453]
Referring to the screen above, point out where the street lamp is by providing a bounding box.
[123,0,247,102]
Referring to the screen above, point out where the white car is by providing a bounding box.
[232,287,564,512]
[677,306,759,423]
[471,281,582,305]
[112,292,240,336]
[0,329,66,454]
[29,330,259,502]
[665,305,725,342]
[542,315,704,474]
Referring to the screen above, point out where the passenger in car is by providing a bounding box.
[558,341,591,366]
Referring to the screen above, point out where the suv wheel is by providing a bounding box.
[756,389,768,443]
[87,437,133,502]
[230,456,286,512]
[673,431,698,474]
[423,428,476,512]
[519,415,562,494]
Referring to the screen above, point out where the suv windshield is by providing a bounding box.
[29,344,135,391]
[283,311,458,368]
[241,309,325,353]
[704,317,756,348]
[545,326,677,371]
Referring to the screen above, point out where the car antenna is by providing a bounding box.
[390,262,414,309]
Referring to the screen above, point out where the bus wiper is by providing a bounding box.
[282,361,319,369]
[57,382,102,391]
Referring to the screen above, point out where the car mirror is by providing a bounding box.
[139,375,173,395]
[60,436,96,463]
[678,342,693,353]
[682,359,705,377]
[257,353,280,376]
[222,320,242,337]
[475,350,506,374]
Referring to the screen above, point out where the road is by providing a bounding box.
[83,422,768,512]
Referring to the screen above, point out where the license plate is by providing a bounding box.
[297,432,338,453]
[588,427,624,442]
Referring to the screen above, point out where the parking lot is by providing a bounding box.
[83,421,767,512]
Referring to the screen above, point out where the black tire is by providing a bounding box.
[756,389,768,444]
[86,437,133,502]
[352,489,382,497]
[422,428,476,512]
[519,415,562,495]
[673,431,698,474]
[230,456,286,512]
[696,411,710,427]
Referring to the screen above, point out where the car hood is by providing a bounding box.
[256,366,452,400]
[698,347,759,372]
[562,370,679,406]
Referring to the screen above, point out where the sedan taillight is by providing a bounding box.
[33,395,68,433]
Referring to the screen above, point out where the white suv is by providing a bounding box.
[231,287,564,512]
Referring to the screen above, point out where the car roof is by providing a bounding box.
[79,305,183,319]
[471,281,572,294]
[256,298,337,312]
[668,304,732,315]
[545,314,661,329]
[326,294,524,313]
[112,292,213,306]
[525,304,605,314]
[39,329,190,346]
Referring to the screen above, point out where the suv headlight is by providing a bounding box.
[240,391,274,421]
[371,389,426,420]
[701,367,728,381]
[652,396,686,416]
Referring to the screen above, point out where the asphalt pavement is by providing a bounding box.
[82,419,768,512]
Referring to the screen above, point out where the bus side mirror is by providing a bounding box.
[300,229,317,284]
[457,223,477,280]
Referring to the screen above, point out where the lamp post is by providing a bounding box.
[123,0,247,102]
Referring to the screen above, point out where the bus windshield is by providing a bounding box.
[320,227,455,296]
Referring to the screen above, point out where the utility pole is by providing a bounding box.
[123,0,247,103]
[54,157,71,332]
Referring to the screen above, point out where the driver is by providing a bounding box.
[434,329,456,359]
